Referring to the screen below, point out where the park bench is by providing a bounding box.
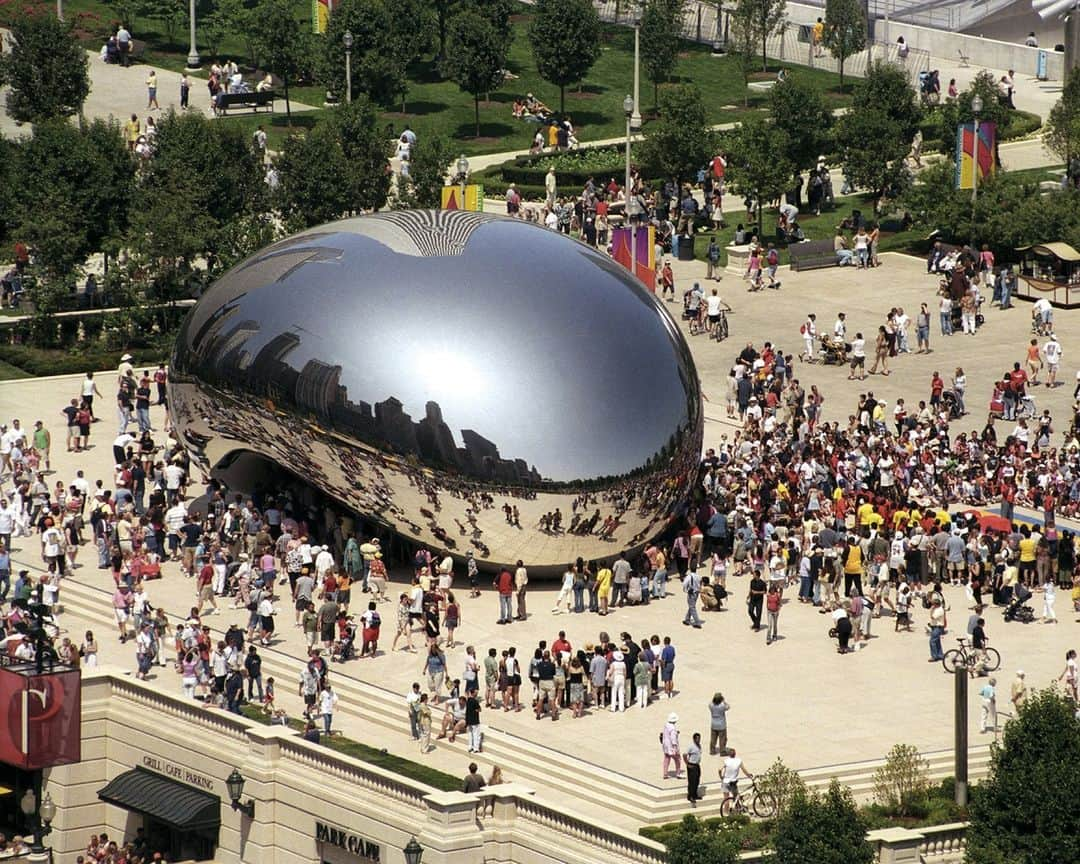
[789,239,837,271]
[214,91,275,116]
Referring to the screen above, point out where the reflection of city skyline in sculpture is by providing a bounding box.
[169,210,703,571]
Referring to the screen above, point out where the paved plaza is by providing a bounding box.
[2,249,1079,827]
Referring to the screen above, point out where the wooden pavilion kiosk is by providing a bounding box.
[1015,242,1080,308]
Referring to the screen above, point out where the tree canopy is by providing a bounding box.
[328,98,394,212]
[768,72,833,170]
[1044,66,1080,167]
[724,116,795,235]
[442,9,507,137]
[0,14,90,123]
[968,688,1080,864]
[528,0,602,116]
[771,780,874,864]
[731,0,787,72]
[639,84,714,186]
[395,135,455,209]
[251,0,311,125]
[639,0,686,111]
[822,0,866,89]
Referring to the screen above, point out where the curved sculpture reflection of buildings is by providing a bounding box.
[169,211,704,572]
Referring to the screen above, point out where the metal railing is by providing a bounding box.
[591,0,928,85]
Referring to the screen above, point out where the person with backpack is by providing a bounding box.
[765,244,781,289]
[706,237,721,281]
[361,600,381,656]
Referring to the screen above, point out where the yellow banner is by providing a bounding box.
[441,185,484,212]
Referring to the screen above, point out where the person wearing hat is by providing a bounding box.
[1010,669,1028,710]
[607,649,627,712]
[118,353,134,382]
[661,713,682,779]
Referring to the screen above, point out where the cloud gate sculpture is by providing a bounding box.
[168,210,703,572]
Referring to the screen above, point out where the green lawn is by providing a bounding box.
[5,0,851,155]
[0,357,33,381]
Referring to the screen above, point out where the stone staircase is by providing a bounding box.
[57,576,992,826]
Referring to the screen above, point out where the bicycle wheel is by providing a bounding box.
[719,316,729,341]
[942,649,964,674]
[719,795,735,817]
[983,647,1001,672]
[753,791,777,819]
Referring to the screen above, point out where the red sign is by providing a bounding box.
[0,667,81,769]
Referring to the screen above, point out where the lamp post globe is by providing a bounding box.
[403,837,424,864]
[971,94,983,115]
[226,769,245,804]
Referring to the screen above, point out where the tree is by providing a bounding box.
[871,744,931,817]
[728,0,761,105]
[15,120,134,281]
[724,117,795,236]
[853,60,922,140]
[754,758,807,818]
[771,780,874,864]
[835,61,921,205]
[663,815,739,864]
[639,0,685,112]
[328,98,393,212]
[394,135,455,208]
[834,108,912,205]
[442,10,507,137]
[319,0,434,109]
[529,0,602,116]
[251,0,311,127]
[639,84,714,186]
[968,689,1080,864]
[0,14,89,124]
[274,124,355,230]
[732,0,787,72]
[822,0,865,89]
[768,72,833,171]
[1046,66,1080,167]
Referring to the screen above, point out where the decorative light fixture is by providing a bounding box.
[403,837,424,864]
[225,769,255,818]
[456,154,469,180]
[40,793,56,827]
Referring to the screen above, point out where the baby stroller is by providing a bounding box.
[334,621,357,662]
[1003,583,1035,623]
[940,390,964,420]
[819,335,849,366]
[919,70,941,106]
[988,386,1037,420]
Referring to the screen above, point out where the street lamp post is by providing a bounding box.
[403,837,424,864]
[186,0,200,68]
[624,94,638,281]
[344,30,354,104]
[20,784,55,854]
[970,93,983,246]
[631,9,642,131]
[456,154,469,209]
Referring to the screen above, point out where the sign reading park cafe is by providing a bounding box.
[316,821,381,863]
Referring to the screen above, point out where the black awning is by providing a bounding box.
[98,767,221,832]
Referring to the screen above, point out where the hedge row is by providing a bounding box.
[0,343,169,377]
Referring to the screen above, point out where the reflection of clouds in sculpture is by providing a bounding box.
[169,211,702,570]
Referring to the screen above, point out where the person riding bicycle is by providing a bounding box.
[720,747,753,807]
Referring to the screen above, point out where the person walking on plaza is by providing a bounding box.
[1044,334,1063,388]
[1010,669,1028,711]
[661,713,682,779]
[494,567,513,624]
[685,732,703,804]
[868,326,890,376]
[466,691,483,752]
[146,70,159,110]
[683,567,703,628]
[765,584,782,644]
[514,560,528,620]
[417,693,433,753]
[747,568,766,631]
[928,596,946,662]
[708,692,730,755]
[979,677,997,734]
[320,683,339,734]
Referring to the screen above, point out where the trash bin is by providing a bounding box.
[677,234,695,261]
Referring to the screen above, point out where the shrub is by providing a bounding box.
[755,757,807,818]
[771,780,874,864]
[872,743,931,817]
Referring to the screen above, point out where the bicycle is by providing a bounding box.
[711,306,733,342]
[942,637,1000,675]
[719,777,777,818]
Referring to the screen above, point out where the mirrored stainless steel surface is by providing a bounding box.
[168,210,702,571]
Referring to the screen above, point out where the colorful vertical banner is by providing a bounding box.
[312,0,330,34]
[441,185,484,211]
[955,121,996,190]
[612,226,656,290]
